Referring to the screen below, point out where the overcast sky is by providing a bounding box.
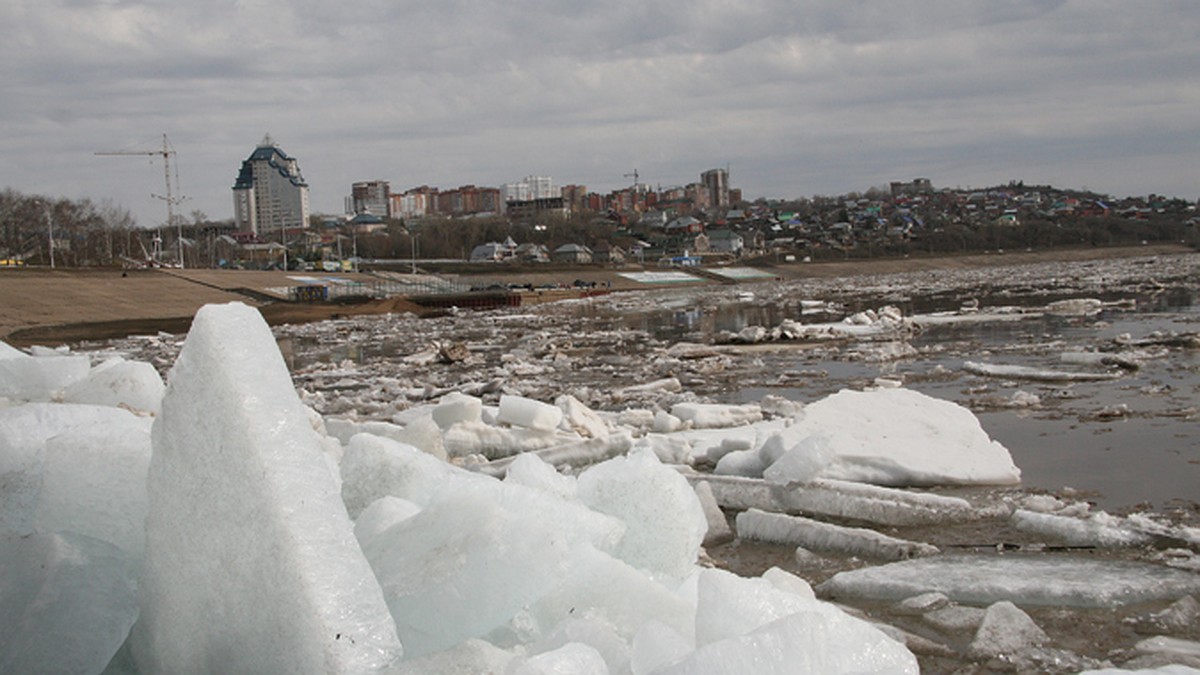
[2,0,1197,227]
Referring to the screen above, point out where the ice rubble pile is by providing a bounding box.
[4,300,1197,672]
[0,302,922,674]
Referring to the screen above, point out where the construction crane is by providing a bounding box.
[95,134,186,269]
[624,169,640,190]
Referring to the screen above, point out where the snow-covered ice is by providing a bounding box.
[761,387,1021,486]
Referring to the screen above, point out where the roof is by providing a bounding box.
[232,139,308,190]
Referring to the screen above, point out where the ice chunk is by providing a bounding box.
[1135,636,1200,660]
[893,592,950,616]
[0,532,138,675]
[631,620,692,675]
[0,340,25,359]
[659,609,918,674]
[923,605,986,632]
[508,642,608,675]
[736,509,939,560]
[342,432,624,552]
[470,432,633,478]
[819,555,1200,608]
[62,357,165,414]
[504,452,577,500]
[358,487,578,659]
[0,402,145,537]
[384,638,515,675]
[779,387,1021,486]
[761,566,816,600]
[33,418,153,555]
[577,448,708,580]
[693,481,734,547]
[633,432,692,465]
[762,433,833,486]
[0,352,90,401]
[529,617,630,674]
[670,402,763,429]
[692,474,981,527]
[325,416,446,460]
[133,302,401,672]
[964,360,1122,382]
[512,543,695,648]
[341,432,463,518]
[713,448,766,477]
[557,393,609,439]
[432,391,483,429]
[1012,509,1153,547]
[967,601,1049,659]
[1046,297,1104,315]
[499,393,564,431]
[353,495,421,543]
[667,568,917,674]
[443,420,570,459]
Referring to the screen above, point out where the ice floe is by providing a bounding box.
[819,555,1200,608]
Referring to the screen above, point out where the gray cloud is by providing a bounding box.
[1,0,1195,227]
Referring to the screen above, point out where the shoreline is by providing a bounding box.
[1,243,1193,347]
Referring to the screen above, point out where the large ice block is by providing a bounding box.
[132,302,401,673]
[773,387,1021,486]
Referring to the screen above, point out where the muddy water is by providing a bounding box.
[608,291,1198,512]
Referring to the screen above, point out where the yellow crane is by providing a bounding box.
[95,134,187,268]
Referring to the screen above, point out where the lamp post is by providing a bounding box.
[411,232,420,274]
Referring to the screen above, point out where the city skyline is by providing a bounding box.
[2,1,1197,228]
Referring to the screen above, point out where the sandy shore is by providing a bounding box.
[1,243,1192,347]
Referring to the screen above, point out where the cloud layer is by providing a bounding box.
[2,0,1196,226]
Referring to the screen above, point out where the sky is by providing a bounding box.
[2,0,1197,228]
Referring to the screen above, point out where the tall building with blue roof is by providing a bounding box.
[232,134,310,237]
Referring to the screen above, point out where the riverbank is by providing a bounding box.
[1,243,1192,347]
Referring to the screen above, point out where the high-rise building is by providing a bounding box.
[347,180,391,217]
[701,168,729,209]
[232,134,310,237]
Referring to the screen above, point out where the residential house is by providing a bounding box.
[706,229,744,255]
[552,243,593,263]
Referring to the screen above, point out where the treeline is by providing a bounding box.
[0,189,140,266]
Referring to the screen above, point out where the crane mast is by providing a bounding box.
[95,134,186,268]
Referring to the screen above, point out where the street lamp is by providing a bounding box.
[411,232,420,274]
[46,204,55,268]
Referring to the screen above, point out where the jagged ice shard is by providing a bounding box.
[131,302,402,673]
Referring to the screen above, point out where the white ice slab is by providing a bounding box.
[670,402,763,429]
[0,352,90,401]
[774,387,1021,486]
[819,555,1200,608]
[62,357,165,414]
[1012,509,1153,548]
[499,393,564,431]
[133,302,401,672]
[736,508,940,561]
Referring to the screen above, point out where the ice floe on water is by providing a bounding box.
[0,252,1197,672]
